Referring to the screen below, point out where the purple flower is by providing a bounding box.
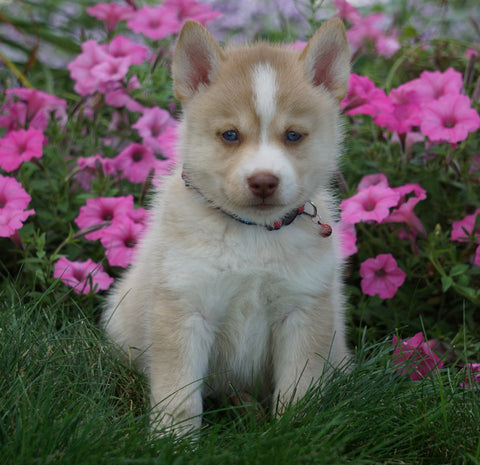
[392,333,444,381]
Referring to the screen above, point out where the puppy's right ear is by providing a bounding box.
[172,20,224,102]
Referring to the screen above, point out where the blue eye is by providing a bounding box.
[222,130,239,142]
[286,131,302,142]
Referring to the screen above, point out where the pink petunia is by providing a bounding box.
[402,68,463,104]
[107,35,148,65]
[126,6,181,41]
[54,257,114,294]
[133,107,176,153]
[112,143,158,184]
[341,74,392,117]
[357,172,389,190]
[334,0,362,23]
[420,94,480,144]
[392,332,444,381]
[451,209,480,242]
[164,0,223,25]
[75,195,136,241]
[337,221,358,259]
[0,128,44,172]
[0,174,35,237]
[100,218,145,268]
[90,55,131,84]
[374,85,423,135]
[461,363,480,389]
[86,2,134,32]
[0,88,67,130]
[384,184,427,237]
[67,40,110,96]
[340,185,401,224]
[360,253,406,299]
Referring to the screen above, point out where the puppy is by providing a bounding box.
[103,18,350,434]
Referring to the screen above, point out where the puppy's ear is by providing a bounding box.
[172,20,224,102]
[300,18,351,102]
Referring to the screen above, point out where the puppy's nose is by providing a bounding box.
[247,172,279,199]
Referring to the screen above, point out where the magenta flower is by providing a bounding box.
[384,184,427,237]
[461,363,480,389]
[133,107,176,153]
[0,128,44,172]
[451,209,480,242]
[0,88,67,130]
[334,0,362,23]
[360,253,406,299]
[341,74,392,117]
[75,195,136,241]
[86,2,134,32]
[90,55,130,84]
[54,257,114,294]
[100,218,145,268]
[340,185,401,224]
[67,40,110,96]
[107,35,148,65]
[126,6,181,40]
[337,221,358,259]
[0,174,35,237]
[113,143,158,184]
[374,86,422,134]
[392,332,444,381]
[164,0,223,25]
[420,94,480,144]
[403,68,463,104]
[357,172,389,190]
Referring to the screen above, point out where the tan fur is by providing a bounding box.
[103,19,351,435]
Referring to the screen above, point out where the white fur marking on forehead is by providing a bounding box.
[251,63,278,139]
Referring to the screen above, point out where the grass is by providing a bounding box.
[1,281,479,465]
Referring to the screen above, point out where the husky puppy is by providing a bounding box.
[103,18,350,434]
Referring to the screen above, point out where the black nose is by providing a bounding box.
[247,172,279,199]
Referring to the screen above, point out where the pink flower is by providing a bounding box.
[334,0,362,23]
[164,0,222,25]
[451,209,480,242]
[403,68,463,104]
[0,174,35,237]
[392,332,444,381]
[420,94,480,144]
[340,185,401,224]
[0,88,67,130]
[112,143,158,184]
[54,257,114,294]
[374,85,422,134]
[347,13,400,58]
[341,74,392,117]
[461,363,480,389]
[90,55,130,84]
[337,221,357,259]
[67,40,110,96]
[75,154,118,190]
[75,195,136,241]
[100,218,145,268]
[107,35,148,65]
[156,125,179,161]
[126,6,181,40]
[86,2,134,32]
[384,184,427,237]
[357,172,389,190]
[360,253,406,299]
[0,128,43,172]
[104,77,144,113]
[133,107,176,152]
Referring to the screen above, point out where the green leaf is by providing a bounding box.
[441,276,453,292]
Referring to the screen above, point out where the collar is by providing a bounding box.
[181,168,332,236]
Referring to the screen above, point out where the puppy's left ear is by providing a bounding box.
[300,18,350,102]
[172,20,224,102]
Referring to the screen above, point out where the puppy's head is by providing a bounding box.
[172,19,350,225]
